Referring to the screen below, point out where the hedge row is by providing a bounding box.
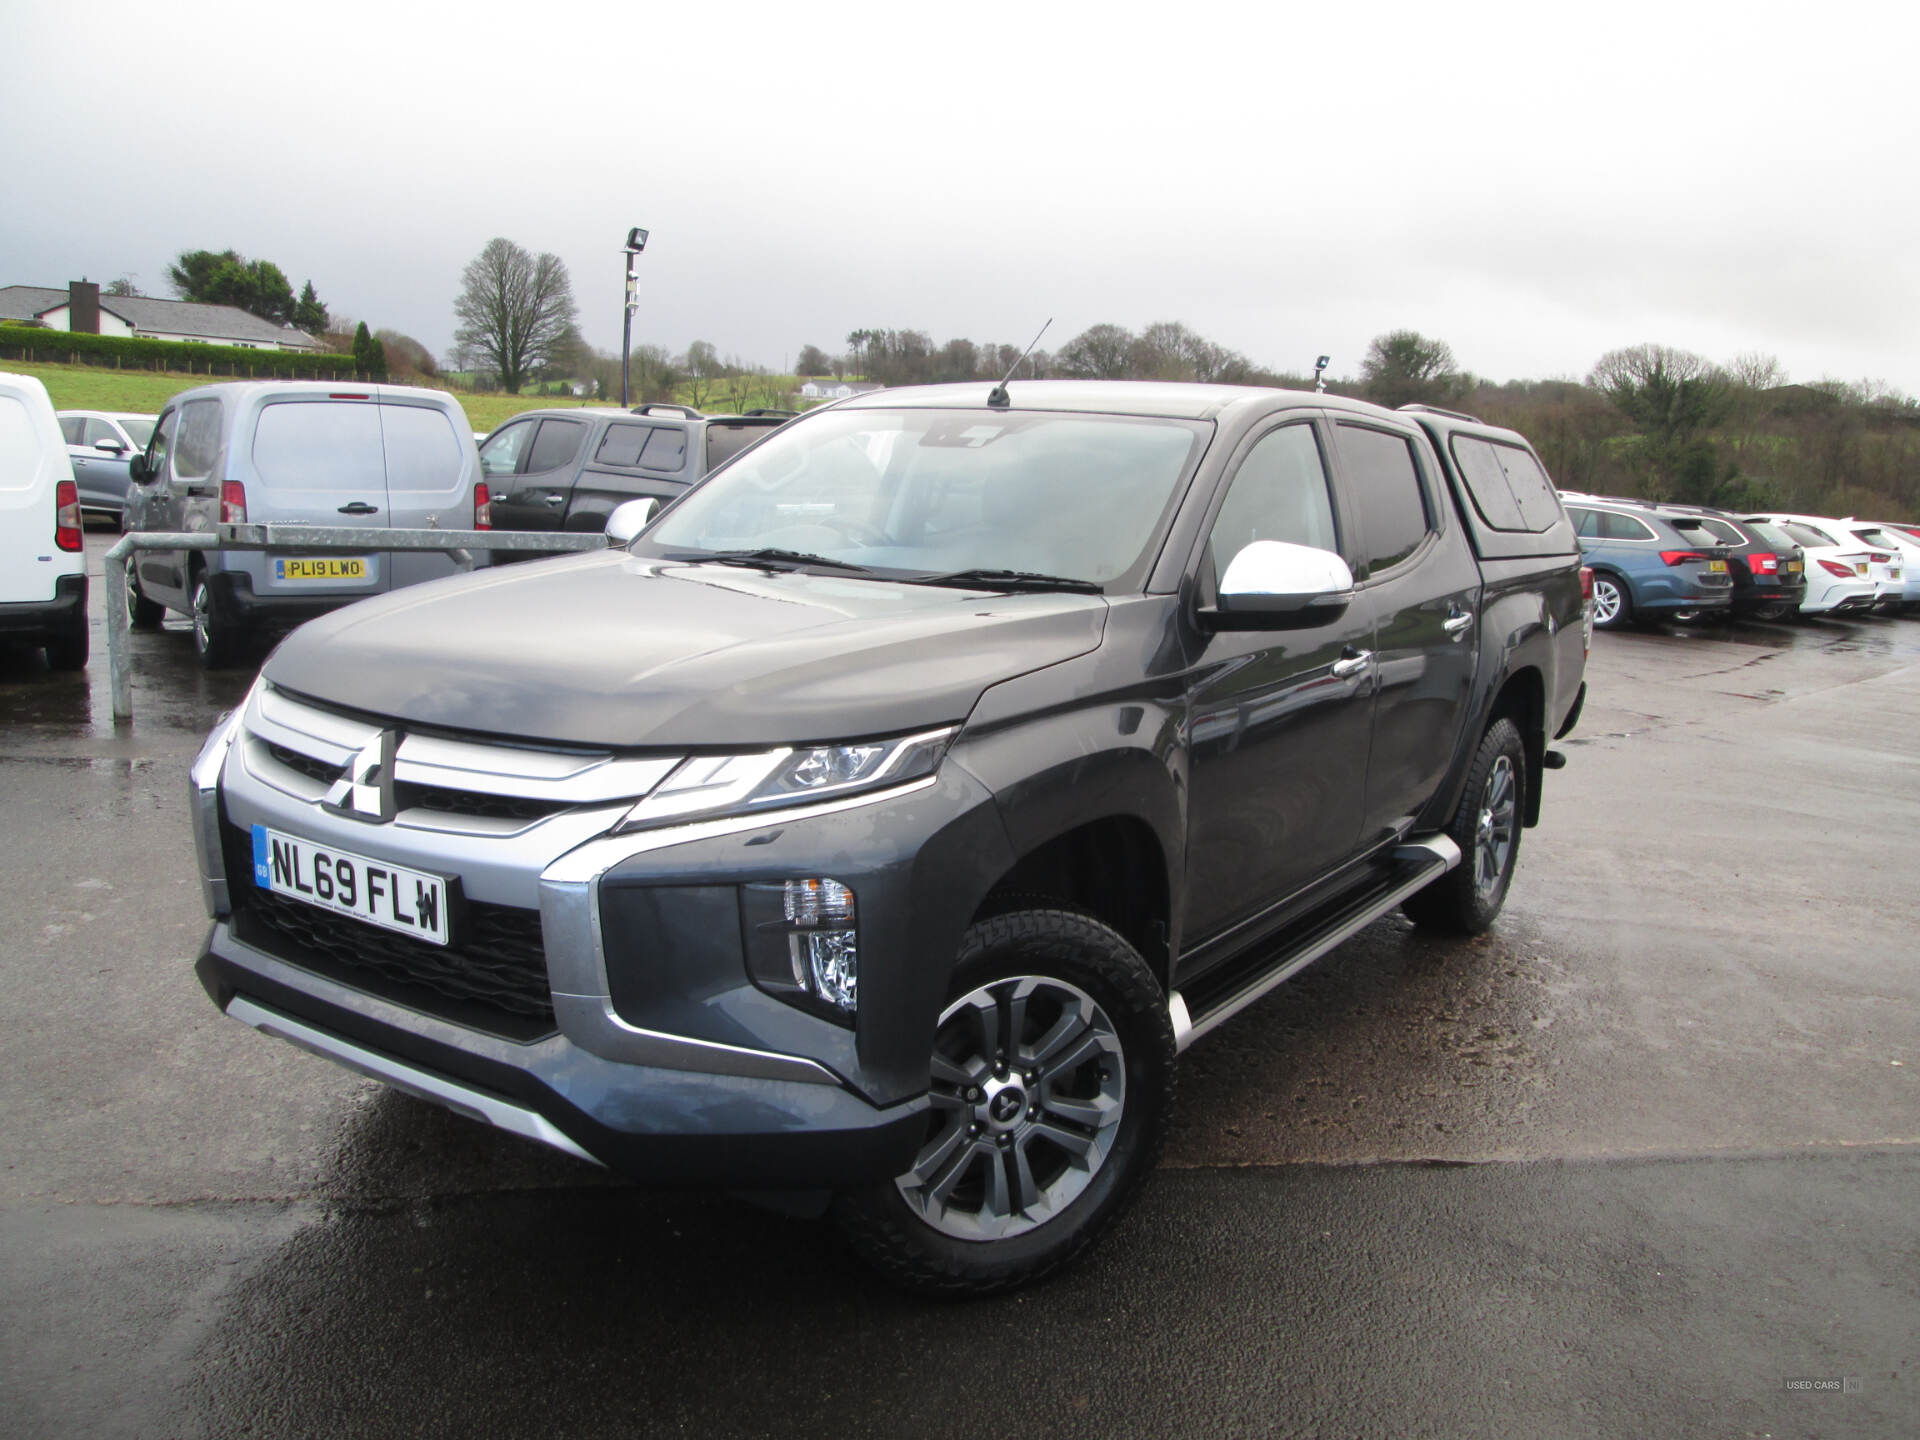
[0,323,365,379]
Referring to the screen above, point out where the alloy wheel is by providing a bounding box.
[1592,578,1622,625]
[896,975,1126,1241]
[1473,754,1517,900]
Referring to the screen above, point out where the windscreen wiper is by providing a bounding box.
[906,567,1102,594]
[690,548,874,574]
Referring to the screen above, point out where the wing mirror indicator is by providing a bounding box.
[605,497,660,546]
[1203,540,1355,631]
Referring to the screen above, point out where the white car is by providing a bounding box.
[1839,521,1920,614]
[0,372,89,669]
[1744,513,1882,617]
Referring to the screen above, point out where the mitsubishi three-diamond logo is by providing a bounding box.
[324,731,398,822]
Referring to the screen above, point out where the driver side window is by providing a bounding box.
[1206,423,1339,586]
[146,408,178,480]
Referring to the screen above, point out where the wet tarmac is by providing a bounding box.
[2,532,1916,1437]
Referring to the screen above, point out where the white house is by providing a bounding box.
[0,281,322,351]
[798,379,883,401]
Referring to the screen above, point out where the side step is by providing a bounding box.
[1168,835,1460,1052]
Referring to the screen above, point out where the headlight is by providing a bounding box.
[614,726,956,833]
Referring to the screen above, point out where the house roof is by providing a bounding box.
[0,285,321,349]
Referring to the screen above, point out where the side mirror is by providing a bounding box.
[1202,540,1355,630]
[605,497,660,546]
[127,453,151,484]
[95,438,127,454]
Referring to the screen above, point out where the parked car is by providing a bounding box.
[57,410,155,526]
[1641,504,1806,621]
[0,372,88,669]
[477,403,793,557]
[187,380,1588,1292]
[1558,494,1734,628]
[123,381,486,668]
[1834,521,1920,614]
[1742,514,1887,618]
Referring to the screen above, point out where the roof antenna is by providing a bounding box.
[1314,354,1331,394]
[987,318,1052,408]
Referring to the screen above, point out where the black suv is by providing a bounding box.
[479,403,792,552]
[189,382,1587,1292]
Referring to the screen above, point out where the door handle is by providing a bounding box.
[1330,649,1372,679]
[337,501,380,516]
[542,493,566,505]
[1443,610,1474,638]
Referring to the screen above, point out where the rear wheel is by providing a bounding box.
[44,618,89,672]
[1752,601,1793,622]
[190,569,244,670]
[1590,574,1632,630]
[834,908,1174,1296]
[125,562,163,630]
[1404,717,1526,935]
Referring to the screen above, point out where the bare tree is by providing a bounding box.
[452,238,578,395]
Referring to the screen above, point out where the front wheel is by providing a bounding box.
[834,908,1174,1295]
[1590,573,1632,630]
[125,563,164,630]
[1404,717,1526,935]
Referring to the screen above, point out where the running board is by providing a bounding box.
[1169,835,1461,1052]
[224,995,604,1167]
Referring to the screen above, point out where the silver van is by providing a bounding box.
[124,382,484,667]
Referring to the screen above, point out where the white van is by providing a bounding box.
[0,372,89,670]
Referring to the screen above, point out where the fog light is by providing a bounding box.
[741,878,860,1024]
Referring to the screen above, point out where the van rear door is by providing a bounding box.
[0,375,79,605]
[377,395,480,588]
[243,393,392,601]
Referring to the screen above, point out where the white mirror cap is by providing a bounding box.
[605,497,660,546]
[1219,539,1354,599]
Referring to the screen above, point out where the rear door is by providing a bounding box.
[242,395,390,602]
[490,416,589,533]
[0,380,71,604]
[377,397,476,589]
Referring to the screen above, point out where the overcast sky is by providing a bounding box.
[5,0,1916,391]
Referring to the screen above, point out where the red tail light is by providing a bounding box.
[1868,551,1891,564]
[1747,551,1778,574]
[1660,550,1707,566]
[1579,565,1594,601]
[55,479,82,551]
[1818,558,1857,578]
[474,481,492,530]
[220,481,248,525]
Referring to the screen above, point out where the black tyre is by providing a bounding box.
[1404,717,1526,936]
[190,569,244,670]
[44,619,89,672]
[834,908,1174,1296]
[1590,573,1632,630]
[1751,601,1794,622]
[125,563,164,630]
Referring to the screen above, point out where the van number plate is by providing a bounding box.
[251,824,450,945]
[277,557,368,582]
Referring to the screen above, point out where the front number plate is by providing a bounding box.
[251,824,450,945]
[276,556,369,582]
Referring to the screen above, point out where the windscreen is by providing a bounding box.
[645,407,1208,588]
[1780,521,1836,549]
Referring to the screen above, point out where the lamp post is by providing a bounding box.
[620,227,649,407]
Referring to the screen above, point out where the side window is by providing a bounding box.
[1491,443,1561,531]
[173,400,223,481]
[527,418,586,475]
[1567,506,1599,538]
[1205,423,1339,585]
[640,425,689,472]
[146,409,178,479]
[1336,423,1432,573]
[59,416,86,445]
[380,405,463,491]
[478,420,534,479]
[1449,436,1525,530]
[1595,511,1655,541]
[85,418,123,448]
[594,423,654,468]
[252,402,385,491]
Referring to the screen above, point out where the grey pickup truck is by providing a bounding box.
[189,380,1589,1293]
[478,403,792,552]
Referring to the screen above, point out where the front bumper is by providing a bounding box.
[189,690,1014,1186]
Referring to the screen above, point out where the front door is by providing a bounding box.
[1182,418,1376,953]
